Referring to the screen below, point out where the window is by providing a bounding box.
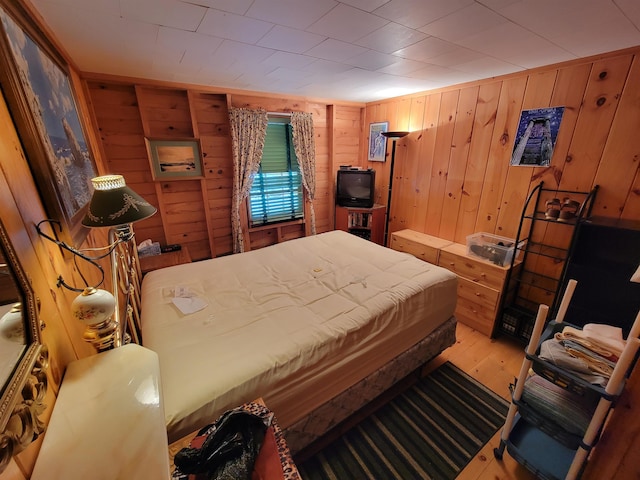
[248,120,303,226]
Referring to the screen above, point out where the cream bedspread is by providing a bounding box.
[141,230,457,442]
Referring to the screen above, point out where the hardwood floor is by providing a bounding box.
[426,322,538,480]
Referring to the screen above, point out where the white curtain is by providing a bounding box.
[291,111,317,235]
[228,107,268,253]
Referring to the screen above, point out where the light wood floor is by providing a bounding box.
[427,322,537,480]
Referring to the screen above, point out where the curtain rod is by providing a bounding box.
[267,111,292,117]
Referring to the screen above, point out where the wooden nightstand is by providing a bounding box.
[139,246,191,275]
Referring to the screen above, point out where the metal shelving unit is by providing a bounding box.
[497,181,598,342]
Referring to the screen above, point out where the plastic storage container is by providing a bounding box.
[466,232,524,266]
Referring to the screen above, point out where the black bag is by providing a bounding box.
[174,408,269,480]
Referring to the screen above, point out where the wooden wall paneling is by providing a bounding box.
[363,101,390,206]
[393,96,426,233]
[439,85,479,240]
[332,105,360,167]
[453,82,501,244]
[623,172,640,220]
[135,86,194,138]
[409,93,441,232]
[559,55,633,192]
[424,90,459,236]
[394,96,411,131]
[158,180,210,260]
[532,64,592,191]
[497,71,557,306]
[495,70,557,240]
[592,55,640,218]
[474,77,527,235]
[522,65,593,308]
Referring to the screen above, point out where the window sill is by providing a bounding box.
[248,218,304,233]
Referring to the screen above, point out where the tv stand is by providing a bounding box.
[335,204,385,245]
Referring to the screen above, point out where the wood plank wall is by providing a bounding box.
[85,79,363,258]
[362,47,640,309]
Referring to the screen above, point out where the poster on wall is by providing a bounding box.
[368,121,389,162]
[511,107,565,167]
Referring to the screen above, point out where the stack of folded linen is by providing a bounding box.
[539,323,625,387]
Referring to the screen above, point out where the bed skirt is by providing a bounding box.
[283,315,457,453]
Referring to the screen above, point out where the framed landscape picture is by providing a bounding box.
[0,1,97,245]
[145,138,204,180]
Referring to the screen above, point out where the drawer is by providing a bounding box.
[457,276,500,311]
[390,230,452,264]
[438,246,507,290]
[454,298,496,337]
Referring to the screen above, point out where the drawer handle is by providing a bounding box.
[449,262,455,266]
[480,273,486,277]
[475,292,481,296]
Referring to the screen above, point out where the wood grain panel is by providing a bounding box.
[439,85,479,240]
[454,82,501,244]
[592,55,640,218]
[559,55,633,192]
[425,90,459,236]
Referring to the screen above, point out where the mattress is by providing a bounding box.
[141,230,457,443]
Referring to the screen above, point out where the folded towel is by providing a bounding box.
[556,323,626,362]
[539,339,609,387]
[521,374,599,436]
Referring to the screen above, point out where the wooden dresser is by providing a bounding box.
[391,229,520,337]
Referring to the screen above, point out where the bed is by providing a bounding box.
[140,230,458,451]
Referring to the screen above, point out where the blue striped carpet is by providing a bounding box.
[297,362,508,480]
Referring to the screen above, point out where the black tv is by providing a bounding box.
[336,169,375,208]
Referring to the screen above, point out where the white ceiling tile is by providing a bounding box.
[373,0,475,29]
[419,3,508,42]
[457,22,559,60]
[306,4,389,43]
[120,0,206,31]
[28,0,640,102]
[344,50,399,70]
[261,51,316,69]
[246,0,338,29]
[394,37,460,63]
[301,59,355,75]
[426,47,488,67]
[197,9,274,43]
[355,22,428,54]
[158,27,224,56]
[305,38,368,62]
[183,0,253,15]
[377,57,429,75]
[214,40,276,66]
[338,0,390,12]
[257,25,326,54]
[453,56,522,77]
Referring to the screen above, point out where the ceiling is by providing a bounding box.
[29,0,640,103]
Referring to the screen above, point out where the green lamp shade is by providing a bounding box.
[82,175,157,228]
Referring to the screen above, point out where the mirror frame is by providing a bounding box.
[0,219,48,472]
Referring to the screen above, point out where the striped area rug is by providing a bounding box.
[297,362,509,480]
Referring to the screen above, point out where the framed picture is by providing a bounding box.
[146,138,203,180]
[368,121,389,162]
[511,106,565,167]
[0,1,98,245]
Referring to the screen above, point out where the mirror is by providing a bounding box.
[0,219,48,472]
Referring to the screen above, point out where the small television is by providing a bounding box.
[336,168,375,208]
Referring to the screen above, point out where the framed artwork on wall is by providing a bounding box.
[511,106,565,167]
[145,138,204,180]
[368,121,389,162]
[0,1,98,245]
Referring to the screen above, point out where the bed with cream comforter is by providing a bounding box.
[141,230,457,448]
